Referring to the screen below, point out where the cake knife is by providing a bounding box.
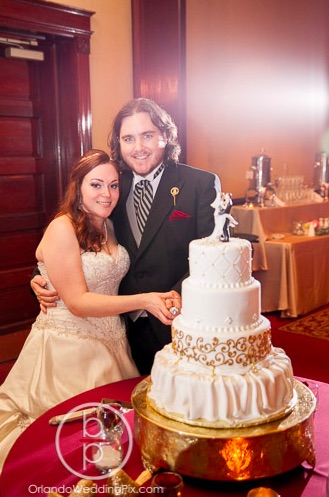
[49,398,133,425]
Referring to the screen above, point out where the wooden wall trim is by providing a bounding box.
[0,0,94,38]
[131,0,187,161]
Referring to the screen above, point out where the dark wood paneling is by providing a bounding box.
[0,96,33,116]
[0,157,36,175]
[0,232,41,270]
[0,57,30,96]
[0,117,33,154]
[0,175,43,214]
[131,0,186,161]
[0,266,41,289]
[0,213,45,233]
[0,0,93,342]
[1,266,40,333]
[1,284,39,329]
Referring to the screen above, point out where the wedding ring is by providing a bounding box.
[170,306,179,316]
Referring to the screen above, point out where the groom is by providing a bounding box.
[108,98,220,373]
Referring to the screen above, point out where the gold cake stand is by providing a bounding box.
[131,377,316,481]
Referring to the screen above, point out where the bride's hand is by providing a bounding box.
[143,291,181,325]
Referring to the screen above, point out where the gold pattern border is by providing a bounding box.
[172,326,272,368]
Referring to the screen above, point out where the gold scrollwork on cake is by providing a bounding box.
[172,326,272,368]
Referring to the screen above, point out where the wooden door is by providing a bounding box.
[0,50,57,339]
[0,0,93,359]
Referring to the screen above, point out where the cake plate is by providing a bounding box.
[131,377,316,481]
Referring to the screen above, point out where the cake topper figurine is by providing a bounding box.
[209,192,238,242]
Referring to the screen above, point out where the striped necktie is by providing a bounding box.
[133,164,164,234]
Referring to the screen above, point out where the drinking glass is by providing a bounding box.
[152,471,184,497]
[92,439,123,475]
[92,403,124,474]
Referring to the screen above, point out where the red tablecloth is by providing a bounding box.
[1,376,329,497]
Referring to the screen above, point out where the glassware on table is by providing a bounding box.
[152,471,184,497]
[275,175,305,205]
[92,403,124,475]
[293,221,304,235]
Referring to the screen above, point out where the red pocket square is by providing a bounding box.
[169,210,191,221]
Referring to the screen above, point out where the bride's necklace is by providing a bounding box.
[101,221,108,245]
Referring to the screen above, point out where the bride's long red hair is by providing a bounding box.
[55,149,118,253]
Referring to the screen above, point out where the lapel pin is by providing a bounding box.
[170,187,180,206]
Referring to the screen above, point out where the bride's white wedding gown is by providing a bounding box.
[0,246,139,471]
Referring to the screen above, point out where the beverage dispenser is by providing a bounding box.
[313,152,329,198]
[245,150,272,205]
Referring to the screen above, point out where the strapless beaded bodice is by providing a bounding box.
[35,246,130,348]
[38,246,130,298]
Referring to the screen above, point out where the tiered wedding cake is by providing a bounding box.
[148,193,296,428]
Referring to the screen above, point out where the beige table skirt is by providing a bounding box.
[253,234,329,317]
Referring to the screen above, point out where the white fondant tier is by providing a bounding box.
[188,237,252,288]
[179,278,261,329]
[148,345,296,427]
[172,316,271,373]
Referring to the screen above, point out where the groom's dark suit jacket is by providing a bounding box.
[111,161,220,360]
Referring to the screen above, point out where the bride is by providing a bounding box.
[0,149,180,472]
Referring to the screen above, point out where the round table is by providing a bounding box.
[1,376,328,497]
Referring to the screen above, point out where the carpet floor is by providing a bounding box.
[266,303,329,384]
[278,307,329,340]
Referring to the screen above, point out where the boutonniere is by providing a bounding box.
[170,187,180,206]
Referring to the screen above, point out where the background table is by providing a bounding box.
[254,234,329,317]
[231,202,329,270]
[1,376,329,497]
[231,202,329,316]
